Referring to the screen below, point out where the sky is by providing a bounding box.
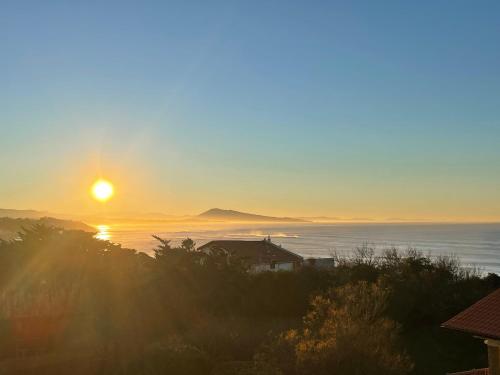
[1,1,500,221]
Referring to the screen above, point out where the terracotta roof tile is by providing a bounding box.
[442,288,500,340]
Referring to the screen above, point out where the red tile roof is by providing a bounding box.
[446,369,489,375]
[442,288,500,340]
[198,240,303,265]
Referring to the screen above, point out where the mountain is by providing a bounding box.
[197,208,307,223]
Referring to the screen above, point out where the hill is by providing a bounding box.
[0,208,51,219]
[197,208,307,223]
[0,217,95,240]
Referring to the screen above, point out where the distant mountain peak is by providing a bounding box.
[198,208,307,223]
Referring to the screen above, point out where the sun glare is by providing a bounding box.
[91,179,114,202]
[95,224,111,240]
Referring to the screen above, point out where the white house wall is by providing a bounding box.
[252,262,295,273]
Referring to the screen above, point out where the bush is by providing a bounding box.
[258,282,413,375]
[126,337,213,375]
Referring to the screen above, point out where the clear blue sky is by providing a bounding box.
[2,1,500,220]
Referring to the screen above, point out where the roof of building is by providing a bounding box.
[198,240,303,265]
[442,288,500,340]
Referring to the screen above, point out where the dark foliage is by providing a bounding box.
[0,226,497,374]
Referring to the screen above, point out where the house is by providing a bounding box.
[198,238,303,272]
[442,288,500,375]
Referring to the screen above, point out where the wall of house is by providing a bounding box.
[252,262,295,273]
[487,339,500,375]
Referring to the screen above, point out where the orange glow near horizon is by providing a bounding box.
[91,179,114,202]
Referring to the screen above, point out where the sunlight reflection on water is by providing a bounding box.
[95,225,111,241]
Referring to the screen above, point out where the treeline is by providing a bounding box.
[0,225,498,374]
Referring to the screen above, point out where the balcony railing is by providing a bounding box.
[447,369,489,375]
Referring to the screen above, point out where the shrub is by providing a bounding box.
[259,282,413,375]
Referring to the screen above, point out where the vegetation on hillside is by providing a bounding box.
[0,225,498,374]
[0,217,93,238]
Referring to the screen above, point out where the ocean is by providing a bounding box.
[94,222,500,275]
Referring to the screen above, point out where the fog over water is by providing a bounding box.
[95,222,500,274]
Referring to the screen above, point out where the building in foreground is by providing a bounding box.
[442,288,500,375]
[198,238,303,272]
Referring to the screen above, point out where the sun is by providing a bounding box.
[91,179,114,202]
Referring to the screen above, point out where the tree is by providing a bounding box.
[259,281,413,375]
[152,235,172,259]
[181,238,196,252]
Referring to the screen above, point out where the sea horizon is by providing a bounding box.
[92,221,500,275]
